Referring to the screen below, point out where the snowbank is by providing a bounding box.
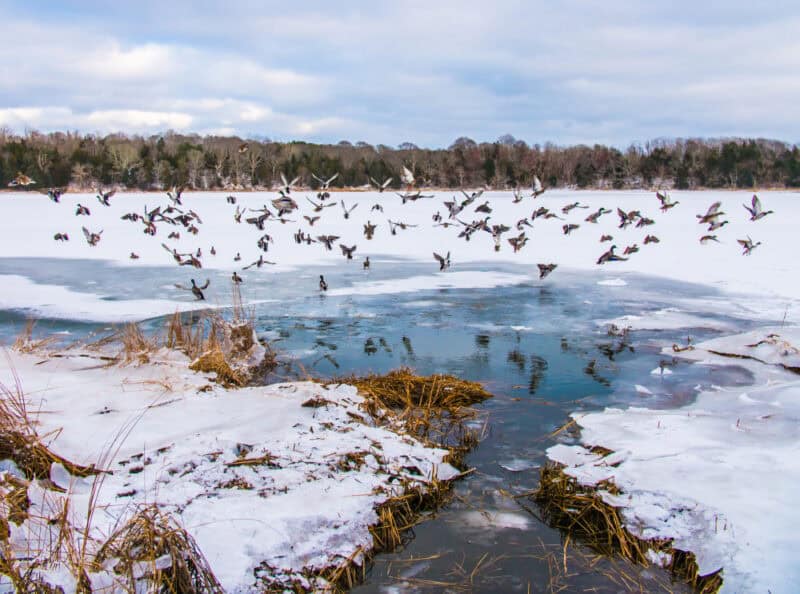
[0,348,461,592]
[546,329,800,593]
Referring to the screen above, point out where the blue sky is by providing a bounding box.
[2,1,799,147]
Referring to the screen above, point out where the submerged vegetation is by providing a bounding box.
[2,129,800,191]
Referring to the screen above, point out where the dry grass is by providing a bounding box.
[533,462,723,594]
[11,320,56,354]
[96,505,224,593]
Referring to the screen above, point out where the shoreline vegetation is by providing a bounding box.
[2,131,800,192]
[0,312,492,592]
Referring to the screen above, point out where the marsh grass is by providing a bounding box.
[534,462,723,594]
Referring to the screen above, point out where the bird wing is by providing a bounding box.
[174,283,190,290]
[433,252,444,263]
[326,173,339,185]
[705,201,722,216]
[311,173,324,184]
[82,227,91,241]
[401,166,414,185]
[280,172,288,187]
[199,279,210,290]
[382,177,393,188]
[752,195,762,212]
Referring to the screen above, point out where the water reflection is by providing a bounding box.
[0,257,766,591]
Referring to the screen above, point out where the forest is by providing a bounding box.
[2,129,800,191]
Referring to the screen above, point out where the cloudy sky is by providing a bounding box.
[2,0,799,147]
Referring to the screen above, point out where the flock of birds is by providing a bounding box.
[7,167,774,300]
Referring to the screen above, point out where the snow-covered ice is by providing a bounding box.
[0,348,460,592]
[548,329,800,593]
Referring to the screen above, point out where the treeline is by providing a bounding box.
[2,129,800,191]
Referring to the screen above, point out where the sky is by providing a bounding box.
[1,0,800,148]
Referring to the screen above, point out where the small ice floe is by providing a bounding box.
[460,510,531,530]
[509,325,534,332]
[597,278,627,286]
[635,384,654,395]
[499,458,538,472]
[650,366,673,375]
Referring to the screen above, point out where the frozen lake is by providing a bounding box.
[0,189,796,591]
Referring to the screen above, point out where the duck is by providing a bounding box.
[531,175,545,198]
[562,223,579,235]
[697,201,724,225]
[279,172,301,194]
[339,244,357,260]
[369,176,393,192]
[743,195,773,221]
[699,235,719,244]
[537,263,558,279]
[585,207,611,223]
[363,221,377,239]
[643,235,660,244]
[304,215,321,226]
[243,255,275,269]
[174,278,210,300]
[130,252,139,260]
[657,191,679,211]
[737,236,762,255]
[623,244,639,255]
[597,245,628,265]
[75,204,91,216]
[340,200,358,219]
[600,234,614,242]
[96,188,116,206]
[433,251,451,271]
[82,226,102,246]
[8,172,35,187]
[319,275,328,291]
[53,232,69,241]
[363,256,371,270]
[44,187,65,202]
[316,235,340,250]
[232,272,243,284]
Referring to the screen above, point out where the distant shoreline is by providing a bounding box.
[2,186,798,194]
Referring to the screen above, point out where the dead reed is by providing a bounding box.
[534,462,723,593]
[96,505,224,593]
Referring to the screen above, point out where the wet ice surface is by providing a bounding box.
[0,257,770,591]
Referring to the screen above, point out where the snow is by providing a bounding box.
[0,348,459,592]
[2,188,800,591]
[547,329,800,593]
[0,190,798,322]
